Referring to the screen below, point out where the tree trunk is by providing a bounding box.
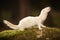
[19,0,31,19]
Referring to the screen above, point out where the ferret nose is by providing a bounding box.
[45,7,51,11]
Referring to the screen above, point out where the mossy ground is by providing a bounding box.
[0,26,60,40]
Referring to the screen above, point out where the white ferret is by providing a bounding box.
[3,7,51,31]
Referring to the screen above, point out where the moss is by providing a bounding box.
[0,27,60,40]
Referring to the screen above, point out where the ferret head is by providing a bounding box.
[41,7,51,14]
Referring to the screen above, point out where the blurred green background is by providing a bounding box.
[0,0,60,31]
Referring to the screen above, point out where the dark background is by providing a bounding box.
[0,0,60,31]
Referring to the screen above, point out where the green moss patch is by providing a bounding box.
[0,27,60,40]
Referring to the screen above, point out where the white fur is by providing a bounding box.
[3,7,51,31]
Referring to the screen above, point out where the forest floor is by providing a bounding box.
[0,26,60,40]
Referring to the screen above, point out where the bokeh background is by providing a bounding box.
[0,0,60,31]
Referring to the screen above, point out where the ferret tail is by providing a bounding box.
[3,20,18,29]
